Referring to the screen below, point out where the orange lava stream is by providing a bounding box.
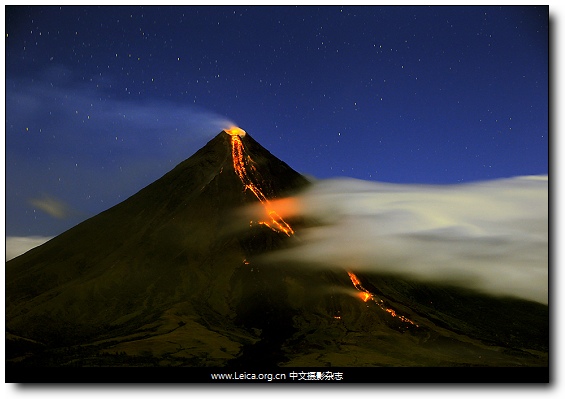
[347,271,418,327]
[225,128,417,327]
[226,129,415,327]
[229,133,294,236]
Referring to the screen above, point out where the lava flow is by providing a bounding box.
[347,271,419,327]
[225,127,417,327]
[225,127,294,236]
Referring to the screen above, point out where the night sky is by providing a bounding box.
[4,5,548,239]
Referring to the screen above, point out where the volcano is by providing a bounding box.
[6,129,548,378]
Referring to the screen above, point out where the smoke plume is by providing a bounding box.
[254,175,548,304]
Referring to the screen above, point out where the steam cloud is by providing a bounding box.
[256,175,548,304]
[6,65,237,236]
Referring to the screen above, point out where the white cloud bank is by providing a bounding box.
[6,176,548,305]
[5,236,53,261]
[255,175,548,304]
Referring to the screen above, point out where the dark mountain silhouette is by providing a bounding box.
[6,129,548,370]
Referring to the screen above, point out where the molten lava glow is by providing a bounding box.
[360,292,372,302]
[347,271,363,288]
[347,271,418,327]
[225,126,247,136]
[230,134,294,236]
[227,131,416,326]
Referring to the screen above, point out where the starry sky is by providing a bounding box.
[4,5,549,238]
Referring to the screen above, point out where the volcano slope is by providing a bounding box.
[6,130,548,370]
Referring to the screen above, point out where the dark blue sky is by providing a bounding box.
[4,5,548,237]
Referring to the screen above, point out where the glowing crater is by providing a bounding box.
[224,126,247,137]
